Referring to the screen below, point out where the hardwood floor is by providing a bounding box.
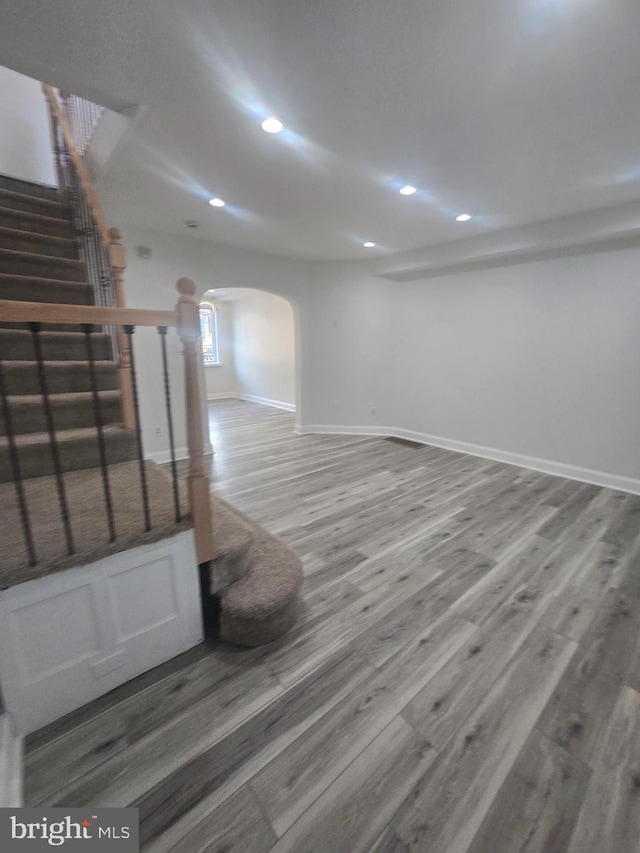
[24,401,640,852]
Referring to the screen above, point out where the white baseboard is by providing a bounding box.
[206,392,296,413]
[298,423,640,495]
[145,446,189,464]
[237,393,296,412]
[206,392,238,401]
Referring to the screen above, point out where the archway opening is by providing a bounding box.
[198,287,299,446]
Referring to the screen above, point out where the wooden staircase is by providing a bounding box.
[0,173,137,482]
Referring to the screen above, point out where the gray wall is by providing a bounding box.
[305,248,640,489]
[118,219,640,490]
[232,291,296,408]
[116,224,309,458]
[0,66,56,186]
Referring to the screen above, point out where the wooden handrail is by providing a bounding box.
[42,84,111,246]
[0,300,176,328]
[43,84,136,426]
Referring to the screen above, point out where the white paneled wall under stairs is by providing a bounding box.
[0,530,203,735]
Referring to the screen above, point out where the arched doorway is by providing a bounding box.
[198,286,299,439]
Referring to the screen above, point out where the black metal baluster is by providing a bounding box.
[0,358,37,566]
[158,327,181,523]
[82,323,116,542]
[124,325,151,532]
[29,322,74,555]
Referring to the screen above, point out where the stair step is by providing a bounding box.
[2,390,123,436]
[219,523,303,646]
[0,426,139,481]
[0,323,91,333]
[0,274,93,305]
[0,175,60,202]
[209,498,255,592]
[0,227,79,260]
[0,329,111,361]
[1,360,119,395]
[0,207,74,239]
[0,249,85,282]
[0,188,70,218]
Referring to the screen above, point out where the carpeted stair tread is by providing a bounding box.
[0,323,91,333]
[222,530,303,620]
[0,328,111,360]
[0,247,84,268]
[207,497,255,592]
[0,188,70,218]
[0,176,129,483]
[211,497,254,562]
[0,274,92,304]
[0,361,118,395]
[0,460,192,588]
[0,226,79,260]
[0,249,85,281]
[0,424,131,447]
[1,390,122,436]
[5,390,120,405]
[0,207,74,238]
[0,425,139,482]
[0,175,60,202]
[212,497,303,647]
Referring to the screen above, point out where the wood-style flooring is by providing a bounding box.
[24,401,640,852]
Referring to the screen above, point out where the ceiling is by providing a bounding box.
[2,0,640,260]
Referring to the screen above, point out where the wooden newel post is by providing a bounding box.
[176,277,214,564]
[108,228,135,429]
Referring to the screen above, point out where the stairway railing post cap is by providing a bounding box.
[177,277,197,299]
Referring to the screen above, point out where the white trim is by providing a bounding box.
[144,445,189,464]
[145,444,214,461]
[298,424,640,495]
[207,392,238,401]
[0,531,202,735]
[237,393,296,412]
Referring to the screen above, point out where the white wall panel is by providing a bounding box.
[0,531,202,734]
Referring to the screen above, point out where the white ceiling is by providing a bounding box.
[2,0,640,260]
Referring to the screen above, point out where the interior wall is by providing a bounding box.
[202,298,237,400]
[0,66,56,186]
[112,221,640,491]
[304,263,398,428]
[232,290,296,409]
[303,247,640,490]
[113,224,309,459]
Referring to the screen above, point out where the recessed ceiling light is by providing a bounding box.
[456,213,473,222]
[209,197,226,207]
[399,185,417,196]
[363,241,377,248]
[261,117,284,134]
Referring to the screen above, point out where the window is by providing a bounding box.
[199,302,220,365]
